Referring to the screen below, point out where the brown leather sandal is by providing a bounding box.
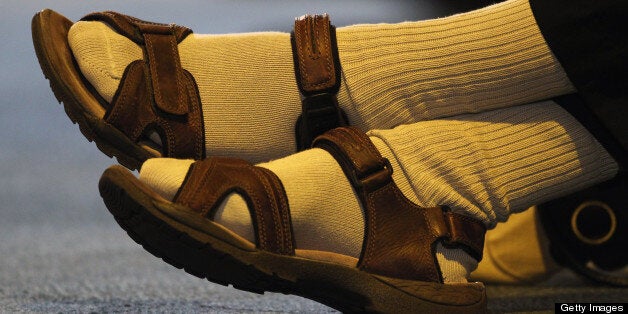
[32,9,203,170]
[32,9,347,169]
[98,126,487,313]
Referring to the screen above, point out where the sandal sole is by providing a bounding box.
[98,165,487,313]
[32,9,159,170]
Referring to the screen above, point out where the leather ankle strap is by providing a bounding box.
[291,14,348,151]
[314,127,487,282]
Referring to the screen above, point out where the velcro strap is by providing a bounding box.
[140,24,188,115]
[175,158,295,255]
[81,12,143,43]
[292,14,340,95]
[81,11,192,44]
[81,11,191,116]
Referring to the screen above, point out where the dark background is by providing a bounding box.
[1,0,625,312]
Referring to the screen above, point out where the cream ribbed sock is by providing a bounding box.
[369,101,618,227]
[336,0,575,129]
[139,101,618,283]
[69,0,575,162]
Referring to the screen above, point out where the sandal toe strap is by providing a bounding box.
[313,127,487,283]
[174,157,295,256]
[82,11,192,115]
[82,11,204,159]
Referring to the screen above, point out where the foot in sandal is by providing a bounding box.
[99,127,488,313]
[98,101,617,312]
[33,0,579,169]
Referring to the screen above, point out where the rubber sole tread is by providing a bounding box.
[101,180,301,296]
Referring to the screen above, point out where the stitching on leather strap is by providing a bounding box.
[87,11,203,160]
[293,14,335,92]
[143,34,186,115]
[291,14,347,151]
[174,159,294,255]
[313,127,391,192]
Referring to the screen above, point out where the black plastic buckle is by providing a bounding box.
[295,93,348,151]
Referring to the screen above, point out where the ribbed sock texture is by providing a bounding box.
[69,0,574,162]
[179,33,299,162]
[335,0,575,130]
[368,101,618,227]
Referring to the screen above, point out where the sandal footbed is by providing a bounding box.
[98,165,487,313]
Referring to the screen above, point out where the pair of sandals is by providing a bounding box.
[33,9,488,313]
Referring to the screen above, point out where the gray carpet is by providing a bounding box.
[1,1,626,313]
[1,221,626,313]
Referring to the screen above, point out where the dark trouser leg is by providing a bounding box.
[529,0,627,164]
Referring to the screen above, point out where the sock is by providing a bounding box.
[336,0,575,129]
[69,0,575,162]
[139,101,617,283]
[369,101,618,226]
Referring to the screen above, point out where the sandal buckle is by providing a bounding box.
[297,93,347,150]
[352,157,393,192]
